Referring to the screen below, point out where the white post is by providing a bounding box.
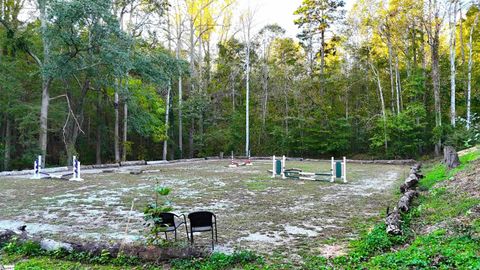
[72,155,77,178]
[281,155,286,179]
[343,156,347,183]
[31,155,42,179]
[272,155,276,178]
[70,156,84,181]
[77,161,81,180]
[331,157,335,182]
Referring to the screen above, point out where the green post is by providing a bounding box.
[336,161,342,178]
[276,159,282,175]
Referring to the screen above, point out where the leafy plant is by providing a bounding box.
[143,180,173,246]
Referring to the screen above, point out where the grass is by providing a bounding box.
[302,147,480,269]
[420,149,480,190]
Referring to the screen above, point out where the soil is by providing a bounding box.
[0,160,408,260]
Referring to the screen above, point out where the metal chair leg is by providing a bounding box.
[164,232,168,240]
[211,229,215,250]
[174,229,177,241]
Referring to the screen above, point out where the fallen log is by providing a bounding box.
[0,228,207,262]
[385,207,402,235]
[400,174,419,193]
[120,160,147,167]
[398,190,418,212]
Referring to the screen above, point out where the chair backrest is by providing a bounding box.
[157,212,175,227]
[188,211,214,228]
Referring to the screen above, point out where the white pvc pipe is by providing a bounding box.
[281,155,286,179]
[32,155,42,179]
[343,156,347,183]
[272,155,276,178]
[331,157,335,182]
[70,156,83,181]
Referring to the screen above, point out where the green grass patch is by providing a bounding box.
[417,187,480,225]
[246,180,269,191]
[171,251,264,270]
[363,230,480,269]
[420,149,480,190]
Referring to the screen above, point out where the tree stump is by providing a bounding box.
[443,146,460,169]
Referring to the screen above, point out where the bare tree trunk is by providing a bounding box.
[114,91,120,162]
[39,79,50,166]
[122,101,128,161]
[38,0,51,167]
[459,7,465,64]
[241,8,254,157]
[387,35,396,114]
[96,91,102,165]
[246,42,250,157]
[178,75,183,159]
[431,31,442,155]
[283,57,289,137]
[261,62,269,131]
[449,0,457,127]
[230,70,236,112]
[370,63,388,153]
[189,120,194,158]
[163,82,171,161]
[395,57,401,113]
[466,14,479,130]
[4,116,10,171]
[320,29,325,95]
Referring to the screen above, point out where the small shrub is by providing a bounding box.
[143,180,173,246]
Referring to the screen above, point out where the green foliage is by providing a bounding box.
[1,239,142,268]
[371,104,427,158]
[3,239,43,257]
[143,181,173,245]
[420,149,480,190]
[127,78,166,143]
[363,231,480,269]
[171,251,264,270]
[446,114,480,149]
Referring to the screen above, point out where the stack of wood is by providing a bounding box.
[385,163,423,235]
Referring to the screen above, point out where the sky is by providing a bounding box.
[237,0,355,39]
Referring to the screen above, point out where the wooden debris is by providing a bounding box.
[386,162,422,235]
[398,190,418,212]
[386,207,402,235]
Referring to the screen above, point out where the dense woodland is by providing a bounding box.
[0,0,479,170]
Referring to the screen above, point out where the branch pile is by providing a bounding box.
[385,163,423,235]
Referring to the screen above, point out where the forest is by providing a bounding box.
[1,0,479,170]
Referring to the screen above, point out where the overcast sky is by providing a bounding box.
[237,0,355,38]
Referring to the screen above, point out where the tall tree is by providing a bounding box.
[294,0,345,93]
[240,6,255,157]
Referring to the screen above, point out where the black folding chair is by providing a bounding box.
[187,211,218,249]
[157,213,188,241]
